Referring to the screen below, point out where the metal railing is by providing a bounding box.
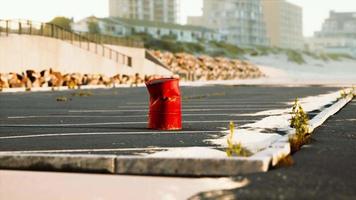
[79,32,144,48]
[0,19,133,67]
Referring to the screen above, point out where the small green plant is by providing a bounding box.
[339,87,356,99]
[226,121,250,157]
[290,98,309,135]
[340,89,348,99]
[289,98,310,153]
[56,96,69,102]
[71,91,93,97]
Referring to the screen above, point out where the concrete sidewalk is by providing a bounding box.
[0,169,247,200]
[193,99,356,199]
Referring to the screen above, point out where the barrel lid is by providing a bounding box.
[146,78,178,85]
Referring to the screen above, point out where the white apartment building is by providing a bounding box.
[262,0,303,49]
[188,0,269,47]
[109,0,179,24]
[307,11,356,57]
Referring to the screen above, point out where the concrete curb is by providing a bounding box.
[0,154,116,173]
[251,94,354,167]
[115,156,269,176]
[0,154,269,176]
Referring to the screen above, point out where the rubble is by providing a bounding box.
[0,69,152,90]
[150,50,264,81]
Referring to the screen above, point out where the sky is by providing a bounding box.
[0,0,355,37]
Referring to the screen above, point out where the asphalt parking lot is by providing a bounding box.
[0,85,339,155]
[193,98,356,200]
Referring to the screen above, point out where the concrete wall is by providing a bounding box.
[0,34,134,76]
[0,34,172,76]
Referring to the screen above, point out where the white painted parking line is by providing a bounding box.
[6,113,247,119]
[127,101,289,105]
[0,119,255,127]
[118,105,284,108]
[0,130,220,140]
[0,146,215,154]
[7,115,150,119]
[68,108,270,113]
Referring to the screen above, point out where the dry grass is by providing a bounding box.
[56,96,69,102]
[71,91,93,97]
[289,133,311,154]
[226,121,252,157]
[275,155,295,168]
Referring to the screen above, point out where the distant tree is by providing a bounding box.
[87,21,101,34]
[49,16,72,31]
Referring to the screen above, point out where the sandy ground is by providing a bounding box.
[247,54,356,85]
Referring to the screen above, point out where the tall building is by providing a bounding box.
[308,11,356,57]
[262,0,303,49]
[188,0,269,47]
[109,0,179,24]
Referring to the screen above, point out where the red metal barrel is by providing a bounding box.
[145,78,182,130]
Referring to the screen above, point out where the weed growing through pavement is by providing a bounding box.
[226,121,251,157]
[340,88,349,99]
[71,91,93,97]
[56,91,93,102]
[56,96,70,102]
[289,98,310,153]
[339,87,356,99]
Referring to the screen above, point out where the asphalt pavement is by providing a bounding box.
[192,98,356,200]
[0,85,339,155]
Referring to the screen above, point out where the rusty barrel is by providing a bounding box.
[145,78,182,130]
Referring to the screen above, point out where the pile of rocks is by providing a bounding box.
[151,51,264,81]
[0,69,162,90]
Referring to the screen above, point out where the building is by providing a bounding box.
[109,0,179,24]
[72,17,222,43]
[187,0,269,47]
[262,0,303,49]
[307,11,356,57]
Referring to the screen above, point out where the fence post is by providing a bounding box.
[18,22,22,35]
[95,34,98,53]
[51,24,54,37]
[40,23,43,36]
[28,20,32,35]
[110,49,112,59]
[79,33,81,48]
[6,20,9,36]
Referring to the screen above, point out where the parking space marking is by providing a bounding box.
[127,101,289,105]
[0,146,214,154]
[118,105,285,108]
[0,130,221,140]
[68,108,272,113]
[0,119,255,127]
[6,113,255,119]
